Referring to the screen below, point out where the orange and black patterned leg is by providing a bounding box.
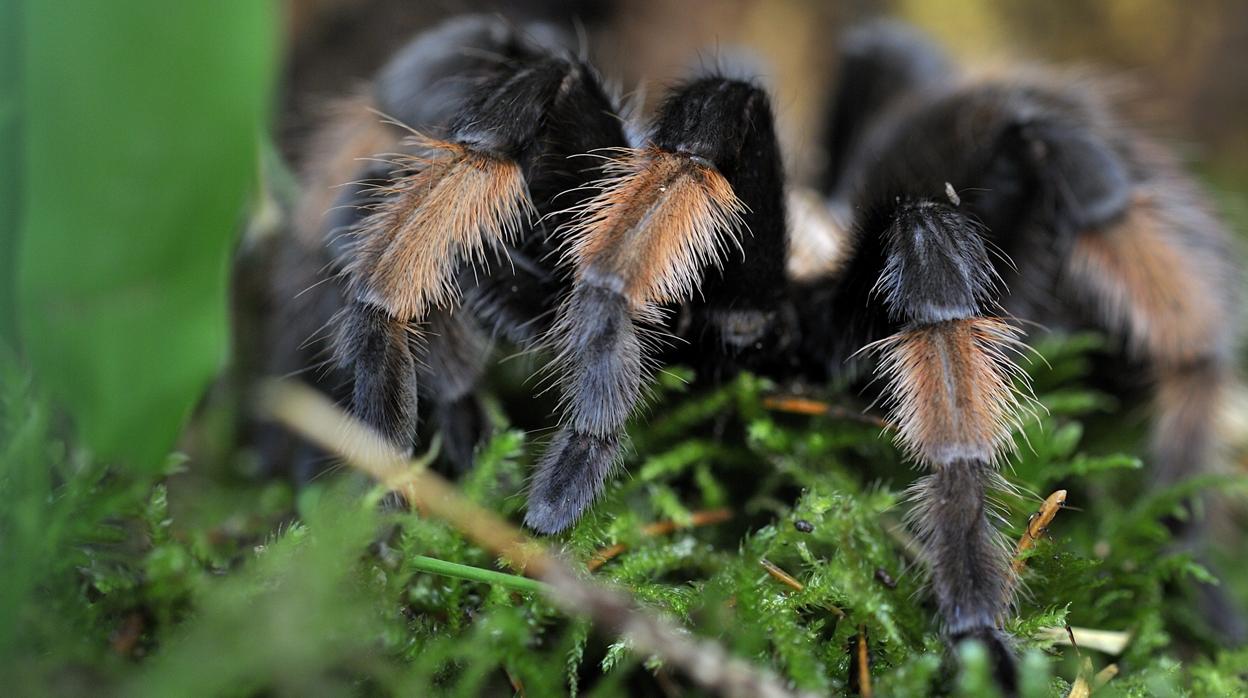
[861,200,1029,690]
[527,76,789,533]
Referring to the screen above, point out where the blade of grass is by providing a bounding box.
[410,555,550,595]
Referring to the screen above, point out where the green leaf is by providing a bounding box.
[0,1,19,339]
[1046,452,1143,484]
[16,3,275,469]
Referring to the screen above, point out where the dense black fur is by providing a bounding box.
[467,46,631,347]
[452,31,629,349]
[557,282,644,437]
[449,57,585,159]
[655,79,794,370]
[420,309,491,471]
[876,201,997,324]
[526,279,643,534]
[334,301,419,449]
[526,430,621,533]
[830,81,1136,327]
[374,15,567,133]
[909,461,1015,677]
[800,74,1140,371]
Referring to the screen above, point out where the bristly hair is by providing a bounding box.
[558,146,746,315]
[329,301,421,449]
[523,145,748,534]
[871,200,1002,325]
[294,93,399,246]
[345,133,534,321]
[866,317,1032,467]
[547,143,748,431]
[902,458,1017,630]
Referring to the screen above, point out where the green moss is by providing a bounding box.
[1,334,1246,695]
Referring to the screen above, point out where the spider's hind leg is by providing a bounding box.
[1063,156,1244,641]
[1065,177,1238,487]
[419,306,492,471]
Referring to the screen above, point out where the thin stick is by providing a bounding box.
[259,380,810,698]
[1066,657,1094,698]
[759,559,845,618]
[856,625,873,698]
[588,544,629,572]
[1065,656,1118,696]
[589,509,733,571]
[1036,626,1131,655]
[1093,664,1118,689]
[505,667,527,698]
[1010,491,1129,658]
[760,558,806,593]
[761,395,893,430]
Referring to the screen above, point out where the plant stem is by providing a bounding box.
[410,555,549,594]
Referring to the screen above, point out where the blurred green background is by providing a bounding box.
[4,1,1248,696]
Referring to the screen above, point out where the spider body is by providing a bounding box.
[266,14,1242,689]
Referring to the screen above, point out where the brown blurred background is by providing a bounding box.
[278,0,1248,220]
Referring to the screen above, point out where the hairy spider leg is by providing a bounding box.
[266,16,544,473]
[855,197,1025,691]
[526,77,788,534]
[335,35,629,452]
[812,79,1128,690]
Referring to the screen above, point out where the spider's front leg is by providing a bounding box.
[525,76,789,533]
[855,199,1026,686]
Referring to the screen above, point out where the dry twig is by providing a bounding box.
[1037,626,1132,655]
[259,380,811,698]
[761,395,893,430]
[588,508,732,572]
[856,625,873,698]
[759,559,845,618]
[1066,657,1116,697]
[1067,658,1094,698]
[1093,664,1119,689]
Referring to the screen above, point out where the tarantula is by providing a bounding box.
[267,14,1240,689]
